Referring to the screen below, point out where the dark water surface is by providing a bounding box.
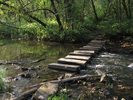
[0,39,83,99]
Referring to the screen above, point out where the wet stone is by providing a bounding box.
[25,73,31,78]
[35,82,59,100]
[64,73,74,79]
[5,67,8,70]
[28,67,35,70]
[35,66,42,70]
[18,73,25,78]
[20,67,28,71]
[37,76,40,78]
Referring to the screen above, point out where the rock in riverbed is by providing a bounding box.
[34,82,58,100]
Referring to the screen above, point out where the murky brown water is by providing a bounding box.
[0,39,83,99]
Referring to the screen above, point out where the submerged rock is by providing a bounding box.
[28,67,35,70]
[18,73,31,78]
[25,73,31,78]
[20,67,28,71]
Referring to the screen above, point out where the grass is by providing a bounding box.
[48,86,69,100]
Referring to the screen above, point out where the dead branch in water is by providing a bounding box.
[0,58,45,65]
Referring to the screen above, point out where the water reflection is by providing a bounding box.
[0,39,83,99]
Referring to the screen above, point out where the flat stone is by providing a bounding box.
[58,58,87,68]
[65,55,91,62]
[35,82,58,100]
[69,52,93,56]
[79,48,100,53]
[48,63,80,72]
[86,43,104,47]
[91,40,105,44]
[74,50,95,54]
[83,46,102,48]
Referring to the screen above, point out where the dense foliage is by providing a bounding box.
[0,0,133,42]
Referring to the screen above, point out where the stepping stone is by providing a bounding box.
[69,52,93,56]
[74,50,95,54]
[86,43,104,47]
[65,55,91,62]
[79,47,100,50]
[58,58,87,68]
[90,40,105,44]
[48,63,80,72]
[79,47,100,53]
[83,46,102,49]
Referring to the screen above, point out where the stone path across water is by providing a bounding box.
[48,39,105,73]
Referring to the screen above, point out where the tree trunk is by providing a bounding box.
[50,0,63,33]
[119,0,121,23]
[90,0,98,22]
[122,0,129,19]
[127,0,131,19]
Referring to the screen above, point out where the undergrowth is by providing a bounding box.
[0,69,9,92]
[100,19,133,42]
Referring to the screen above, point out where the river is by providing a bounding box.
[0,39,83,99]
[0,39,133,99]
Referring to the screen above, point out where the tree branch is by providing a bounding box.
[0,21,27,29]
[26,8,55,14]
[0,1,47,28]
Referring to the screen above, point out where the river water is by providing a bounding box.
[0,39,133,99]
[0,39,83,99]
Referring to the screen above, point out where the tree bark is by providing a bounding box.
[127,0,131,19]
[90,0,98,22]
[119,0,121,23]
[122,0,129,19]
[50,0,63,33]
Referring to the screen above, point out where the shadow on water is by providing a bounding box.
[0,39,83,99]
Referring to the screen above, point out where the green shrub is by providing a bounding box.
[101,19,133,42]
[0,69,9,92]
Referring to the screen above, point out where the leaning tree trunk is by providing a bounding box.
[122,0,129,19]
[127,0,131,19]
[119,0,121,23]
[50,0,63,33]
[91,0,98,22]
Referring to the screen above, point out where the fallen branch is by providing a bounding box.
[28,71,113,89]
[12,71,113,100]
[10,87,39,100]
[27,74,102,89]
[0,58,45,65]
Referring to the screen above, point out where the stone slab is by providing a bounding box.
[48,63,80,72]
[65,55,91,62]
[86,43,104,47]
[90,40,105,44]
[69,52,93,56]
[58,58,87,68]
[83,46,102,49]
[74,50,95,54]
